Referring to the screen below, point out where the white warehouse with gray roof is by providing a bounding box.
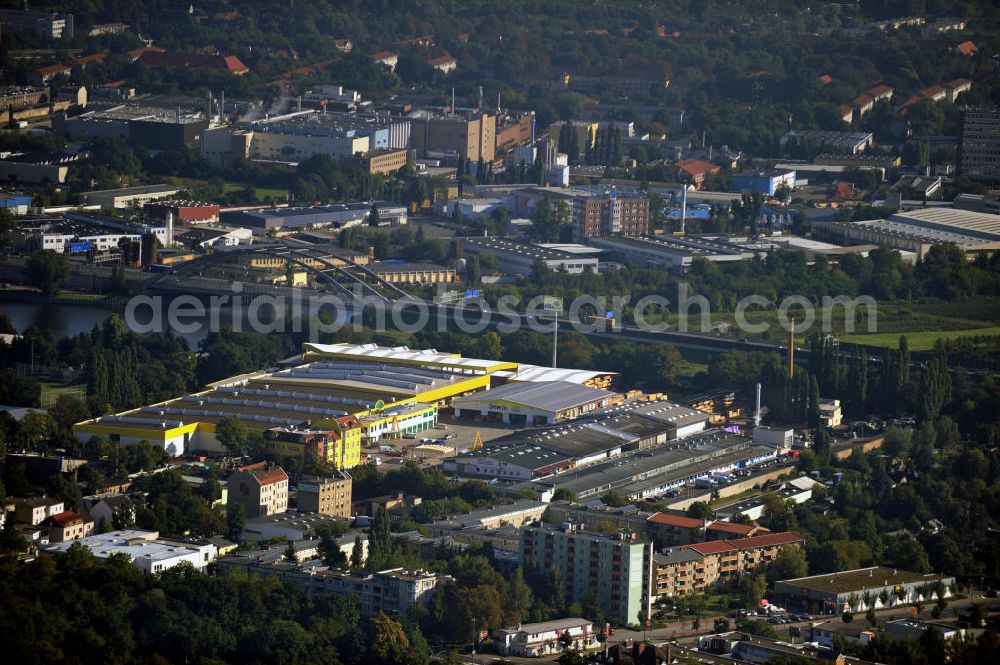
[461,236,600,275]
[453,380,618,426]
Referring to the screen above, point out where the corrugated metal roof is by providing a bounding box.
[455,380,614,413]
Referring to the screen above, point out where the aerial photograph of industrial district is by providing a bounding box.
[0,1,999,663]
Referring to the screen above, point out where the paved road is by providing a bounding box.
[657,594,1000,647]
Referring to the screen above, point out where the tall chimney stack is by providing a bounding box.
[680,186,687,234]
[165,210,175,247]
[788,319,795,379]
[755,382,762,427]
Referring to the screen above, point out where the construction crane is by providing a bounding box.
[469,430,483,452]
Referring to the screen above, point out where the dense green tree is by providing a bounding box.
[0,371,41,407]
[368,505,394,568]
[768,546,809,583]
[738,572,768,608]
[23,250,69,296]
[226,502,246,541]
[215,417,249,456]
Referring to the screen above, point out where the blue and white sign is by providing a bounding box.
[69,241,92,254]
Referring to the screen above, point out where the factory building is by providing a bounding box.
[73,340,626,461]
[80,184,183,210]
[220,202,407,233]
[227,110,413,161]
[369,261,456,285]
[364,148,411,175]
[445,399,709,480]
[57,101,209,151]
[444,442,575,481]
[779,130,874,155]
[453,381,618,426]
[729,169,796,196]
[503,430,774,501]
[144,200,221,224]
[817,207,1000,259]
[408,109,496,161]
[0,151,80,183]
[27,214,171,257]
[773,567,956,614]
[588,235,755,273]
[73,351,495,460]
[301,343,618,393]
[461,236,600,275]
[30,220,143,255]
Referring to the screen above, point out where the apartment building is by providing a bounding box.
[646,513,705,547]
[0,9,73,39]
[572,190,650,240]
[958,108,1000,184]
[496,618,598,657]
[42,510,95,542]
[651,532,805,599]
[265,421,363,470]
[15,497,65,525]
[216,558,451,615]
[227,462,289,518]
[520,522,651,625]
[297,472,352,518]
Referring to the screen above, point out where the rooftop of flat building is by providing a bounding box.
[370,260,454,273]
[778,566,953,593]
[530,431,762,497]
[456,380,615,414]
[589,234,752,258]
[499,618,593,635]
[462,236,592,261]
[43,530,214,562]
[227,201,404,219]
[82,184,182,197]
[302,342,517,373]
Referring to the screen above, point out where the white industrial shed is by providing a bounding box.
[453,381,618,426]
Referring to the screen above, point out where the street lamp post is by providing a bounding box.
[471,617,477,665]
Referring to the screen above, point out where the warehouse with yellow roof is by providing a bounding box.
[73,342,618,467]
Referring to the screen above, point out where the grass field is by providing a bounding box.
[163,176,290,201]
[39,382,86,408]
[223,181,289,200]
[649,299,1000,350]
[839,326,1000,351]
